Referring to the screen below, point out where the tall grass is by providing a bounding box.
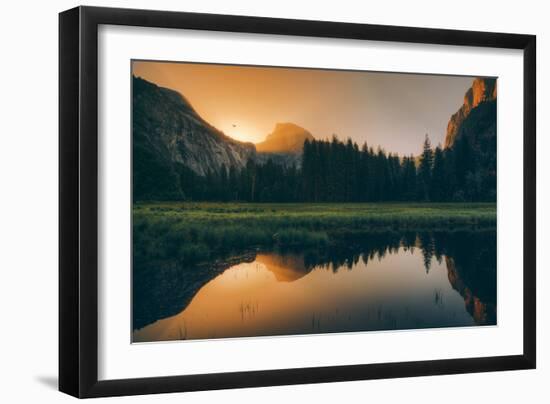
[133,202,496,267]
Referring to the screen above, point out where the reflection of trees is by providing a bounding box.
[434,230,497,325]
[445,256,495,325]
[298,230,497,325]
[418,232,435,273]
[134,230,496,330]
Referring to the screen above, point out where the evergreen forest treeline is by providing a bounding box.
[172,133,496,203]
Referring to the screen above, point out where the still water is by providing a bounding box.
[133,232,496,342]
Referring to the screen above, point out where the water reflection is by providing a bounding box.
[133,230,496,342]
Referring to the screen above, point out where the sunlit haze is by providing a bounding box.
[132,61,474,156]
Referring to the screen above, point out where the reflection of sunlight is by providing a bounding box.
[133,247,480,343]
[215,261,275,290]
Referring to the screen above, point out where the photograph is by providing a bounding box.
[131,61,497,343]
[0,0,542,400]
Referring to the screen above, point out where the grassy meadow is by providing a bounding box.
[133,202,496,267]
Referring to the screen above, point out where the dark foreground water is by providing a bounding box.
[133,231,496,342]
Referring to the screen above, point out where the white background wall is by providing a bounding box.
[0,0,546,402]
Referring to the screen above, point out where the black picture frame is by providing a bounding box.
[59,5,536,398]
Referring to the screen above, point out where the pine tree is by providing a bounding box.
[431,145,445,201]
[174,128,492,204]
[359,142,370,201]
[401,155,417,201]
[419,134,434,201]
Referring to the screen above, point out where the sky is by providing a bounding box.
[132,60,474,156]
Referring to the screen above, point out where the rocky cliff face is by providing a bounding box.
[254,122,314,168]
[133,76,256,200]
[256,122,314,153]
[444,78,497,148]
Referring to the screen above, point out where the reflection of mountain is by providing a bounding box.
[133,231,496,331]
[256,253,311,282]
[446,257,496,325]
[432,230,496,324]
[132,253,256,330]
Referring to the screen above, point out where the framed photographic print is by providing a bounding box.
[59,6,536,398]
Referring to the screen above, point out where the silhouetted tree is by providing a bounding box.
[418,134,434,201]
[166,133,494,204]
[431,145,446,201]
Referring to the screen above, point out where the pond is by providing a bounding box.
[133,231,496,342]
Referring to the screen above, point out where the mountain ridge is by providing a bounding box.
[444,78,497,148]
[132,76,256,200]
[256,122,314,153]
